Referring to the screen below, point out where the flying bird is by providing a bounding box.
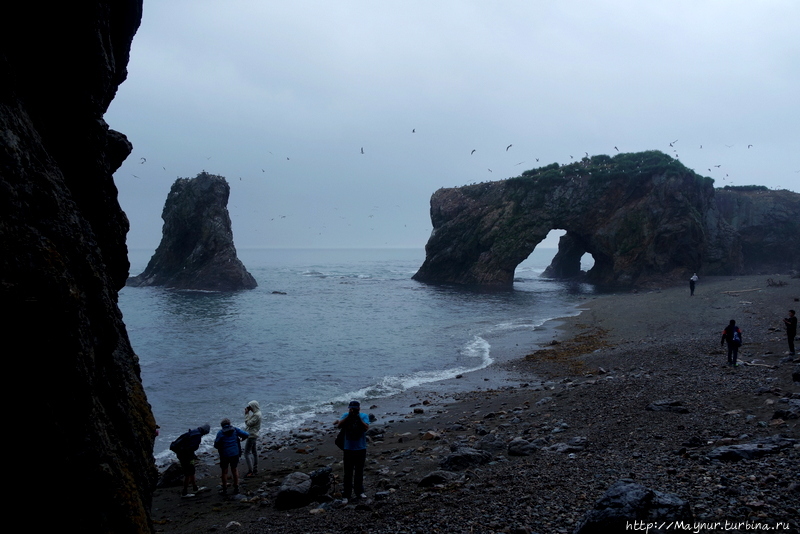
[614,146,619,151]
[488,168,493,173]
[361,147,364,154]
[748,144,753,148]
[506,144,512,151]
[412,128,415,133]
[140,157,146,164]
[471,149,476,155]
[514,161,525,166]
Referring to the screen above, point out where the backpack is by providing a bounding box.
[169,431,192,454]
[732,329,742,346]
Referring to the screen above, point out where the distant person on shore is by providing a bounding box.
[784,310,797,356]
[335,400,370,503]
[214,418,249,495]
[169,423,210,497]
[721,319,743,367]
[689,273,698,296]
[243,400,262,477]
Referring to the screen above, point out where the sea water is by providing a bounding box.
[119,247,594,461]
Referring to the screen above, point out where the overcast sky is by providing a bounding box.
[106,1,800,251]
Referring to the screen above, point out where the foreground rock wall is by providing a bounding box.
[1,3,156,532]
[414,152,740,287]
[127,172,257,291]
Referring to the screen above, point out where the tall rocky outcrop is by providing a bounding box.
[714,187,800,274]
[1,2,157,533]
[413,152,740,287]
[127,172,257,291]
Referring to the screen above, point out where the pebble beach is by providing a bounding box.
[151,275,799,534]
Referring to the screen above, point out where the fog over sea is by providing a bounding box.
[119,247,595,462]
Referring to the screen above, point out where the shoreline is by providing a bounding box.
[152,274,800,533]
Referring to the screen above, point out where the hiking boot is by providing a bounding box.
[233,485,240,495]
[219,486,228,496]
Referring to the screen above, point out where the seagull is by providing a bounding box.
[714,165,721,168]
[725,144,734,148]
[748,144,753,148]
[412,128,415,133]
[506,144,512,151]
[471,149,476,155]
[699,145,702,149]
[514,161,525,166]
[614,146,619,151]
[584,152,589,157]
[361,147,364,154]
[140,157,146,164]
[488,168,493,173]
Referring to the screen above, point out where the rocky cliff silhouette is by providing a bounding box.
[1,2,156,532]
[128,172,257,291]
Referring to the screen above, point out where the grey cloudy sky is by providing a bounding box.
[107,1,800,251]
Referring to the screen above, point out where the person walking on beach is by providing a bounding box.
[721,319,743,367]
[335,400,370,503]
[169,423,210,497]
[784,309,797,357]
[689,273,698,296]
[214,418,249,495]
[243,400,262,477]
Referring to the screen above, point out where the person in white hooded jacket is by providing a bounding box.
[244,400,262,477]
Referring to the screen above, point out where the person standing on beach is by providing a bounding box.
[689,273,698,296]
[243,400,262,477]
[335,400,370,503]
[784,309,797,356]
[170,423,210,497]
[721,319,743,366]
[214,418,249,495]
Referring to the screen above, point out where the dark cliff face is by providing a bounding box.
[2,2,157,533]
[127,172,257,291]
[413,152,740,287]
[714,188,800,274]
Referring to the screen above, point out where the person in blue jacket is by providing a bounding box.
[335,400,370,502]
[214,418,249,495]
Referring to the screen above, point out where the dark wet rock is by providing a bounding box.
[127,172,257,291]
[574,480,693,534]
[157,462,184,488]
[275,472,312,510]
[544,437,588,454]
[477,433,507,452]
[418,470,463,487]
[440,447,493,471]
[508,437,539,456]
[646,399,690,413]
[2,3,157,531]
[308,467,332,497]
[413,152,741,287]
[706,435,797,462]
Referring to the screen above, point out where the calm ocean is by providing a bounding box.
[119,247,594,461]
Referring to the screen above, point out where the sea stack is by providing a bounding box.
[128,171,257,291]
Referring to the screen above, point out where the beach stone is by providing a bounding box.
[477,434,507,452]
[157,462,184,488]
[275,472,312,510]
[308,467,332,497]
[646,399,689,413]
[706,435,797,462]
[439,447,493,471]
[573,480,693,534]
[507,437,538,456]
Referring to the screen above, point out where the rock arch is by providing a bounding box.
[413,152,740,287]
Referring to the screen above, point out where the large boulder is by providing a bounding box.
[1,2,157,532]
[574,480,693,534]
[127,172,257,291]
[413,152,741,287]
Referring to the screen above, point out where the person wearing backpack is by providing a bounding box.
[214,418,249,495]
[170,423,210,497]
[335,400,370,503]
[721,319,743,367]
